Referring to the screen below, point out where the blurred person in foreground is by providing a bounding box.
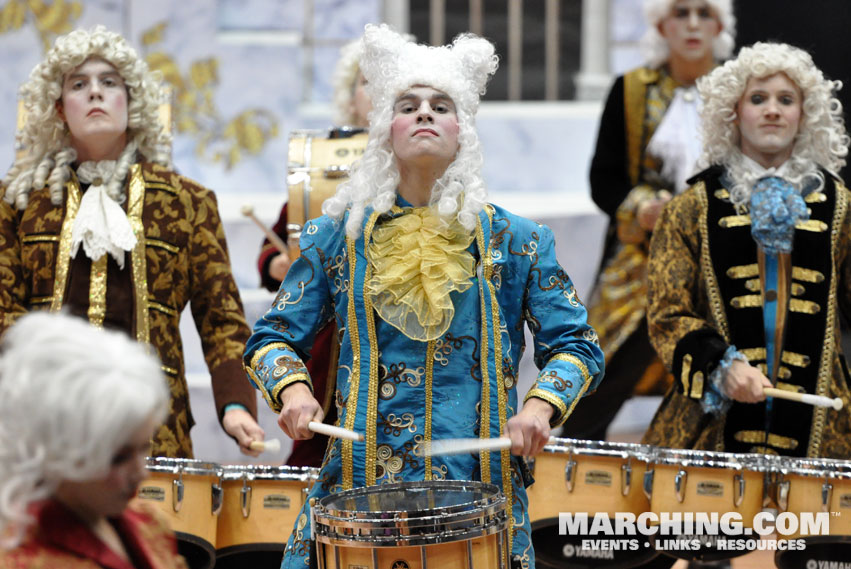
[0,312,187,569]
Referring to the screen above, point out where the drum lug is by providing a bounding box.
[733,472,745,508]
[621,462,632,496]
[777,479,790,512]
[241,478,252,518]
[643,468,654,501]
[675,469,687,503]
[172,471,184,513]
[822,481,833,512]
[527,456,536,476]
[212,479,223,516]
[564,458,576,493]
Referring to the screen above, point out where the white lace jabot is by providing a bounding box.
[70,160,137,269]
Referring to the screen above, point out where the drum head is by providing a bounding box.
[320,480,499,516]
[314,480,507,547]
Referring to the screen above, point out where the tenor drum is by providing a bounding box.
[137,458,223,569]
[526,438,657,568]
[215,464,319,567]
[774,457,851,568]
[644,448,770,562]
[312,480,509,569]
[286,127,368,260]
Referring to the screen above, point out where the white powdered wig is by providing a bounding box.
[3,25,171,209]
[697,42,849,210]
[640,0,736,68]
[323,24,499,239]
[332,38,365,127]
[0,312,168,549]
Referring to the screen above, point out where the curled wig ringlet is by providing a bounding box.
[3,25,171,209]
[323,24,498,239]
[331,38,365,126]
[697,42,849,210]
[640,0,736,68]
[0,312,168,549]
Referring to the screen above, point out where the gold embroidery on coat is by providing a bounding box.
[740,348,766,361]
[425,340,435,480]
[363,211,381,487]
[719,215,751,228]
[789,299,821,314]
[781,351,811,367]
[730,295,762,309]
[795,220,829,232]
[792,267,825,283]
[148,301,178,317]
[87,255,108,327]
[145,238,179,253]
[52,178,82,311]
[714,189,730,200]
[690,371,704,399]
[22,234,59,243]
[128,165,150,344]
[681,353,693,393]
[804,192,827,203]
[734,431,798,450]
[697,185,731,342]
[343,234,360,489]
[809,184,846,456]
[726,264,759,279]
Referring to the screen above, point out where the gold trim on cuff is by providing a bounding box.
[525,389,569,427]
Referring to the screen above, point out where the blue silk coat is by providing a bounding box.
[245,201,605,568]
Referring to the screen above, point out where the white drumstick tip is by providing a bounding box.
[240,204,254,216]
[249,438,281,453]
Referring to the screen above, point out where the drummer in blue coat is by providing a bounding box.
[244,23,605,568]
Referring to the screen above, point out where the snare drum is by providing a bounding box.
[774,457,851,568]
[215,465,319,566]
[312,480,509,569]
[527,438,657,568]
[137,458,223,569]
[286,127,368,260]
[645,448,769,561]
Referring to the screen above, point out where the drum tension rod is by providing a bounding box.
[675,469,688,504]
[172,468,184,513]
[564,451,577,493]
[621,459,633,496]
[241,474,253,518]
[822,479,833,512]
[733,469,745,508]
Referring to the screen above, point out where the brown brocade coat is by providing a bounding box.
[0,162,256,458]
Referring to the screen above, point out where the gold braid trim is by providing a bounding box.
[792,267,825,283]
[795,220,829,233]
[474,216,492,483]
[727,264,759,279]
[718,215,751,228]
[734,430,799,450]
[21,234,58,243]
[808,183,846,456]
[87,255,108,327]
[425,340,435,480]
[128,165,150,344]
[343,235,361,490]
[363,211,381,487]
[51,176,82,311]
[624,68,658,186]
[697,184,731,342]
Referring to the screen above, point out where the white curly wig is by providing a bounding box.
[332,38,365,126]
[697,42,849,210]
[0,312,168,549]
[640,0,736,68]
[322,24,498,239]
[3,25,171,209]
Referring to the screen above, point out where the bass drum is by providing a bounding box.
[286,126,368,260]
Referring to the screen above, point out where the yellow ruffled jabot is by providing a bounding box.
[366,208,476,341]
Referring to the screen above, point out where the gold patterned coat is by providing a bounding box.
[586,66,685,395]
[643,167,851,458]
[0,162,256,458]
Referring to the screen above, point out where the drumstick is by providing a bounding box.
[764,387,843,410]
[248,438,282,453]
[308,421,365,442]
[241,204,288,255]
[424,436,559,457]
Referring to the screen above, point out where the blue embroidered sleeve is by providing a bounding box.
[521,224,605,426]
[244,217,338,411]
